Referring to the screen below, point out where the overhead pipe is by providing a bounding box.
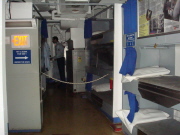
[47,20,61,23]
[89,0,101,3]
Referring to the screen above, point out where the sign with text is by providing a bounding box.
[13,50,31,64]
[126,33,135,47]
[11,34,30,48]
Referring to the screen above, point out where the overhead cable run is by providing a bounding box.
[88,5,113,19]
[32,4,45,20]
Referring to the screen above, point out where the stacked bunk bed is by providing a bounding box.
[85,21,115,121]
[117,45,180,135]
[91,83,113,107]
[90,82,113,118]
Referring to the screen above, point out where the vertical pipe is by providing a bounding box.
[47,25,53,77]
[107,8,110,19]
[51,26,56,57]
[113,3,123,118]
[0,0,8,135]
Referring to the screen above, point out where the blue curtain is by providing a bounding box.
[85,73,93,91]
[84,19,92,39]
[119,47,137,76]
[124,91,139,123]
[122,0,137,34]
[41,19,48,38]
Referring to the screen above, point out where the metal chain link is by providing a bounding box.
[41,72,109,85]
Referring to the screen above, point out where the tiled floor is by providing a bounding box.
[9,84,124,135]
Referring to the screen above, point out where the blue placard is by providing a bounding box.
[13,50,31,64]
[126,33,135,47]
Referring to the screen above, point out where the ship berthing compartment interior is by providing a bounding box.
[86,20,180,135]
[2,0,180,135]
[86,12,180,135]
[3,1,124,133]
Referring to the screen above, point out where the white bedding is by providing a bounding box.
[116,109,170,134]
[92,83,111,92]
[122,66,170,83]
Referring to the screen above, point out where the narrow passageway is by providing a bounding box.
[9,84,123,135]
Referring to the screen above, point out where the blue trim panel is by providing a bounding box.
[113,117,121,123]
[85,73,93,91]
[100,108,121,123]
[9,129,41,133]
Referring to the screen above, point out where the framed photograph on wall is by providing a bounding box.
[138,0,180,38]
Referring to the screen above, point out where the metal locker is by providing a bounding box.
[66,49,86,93]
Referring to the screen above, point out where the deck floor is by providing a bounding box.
[9,84,124,135]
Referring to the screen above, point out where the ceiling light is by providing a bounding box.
[72,9,80,13]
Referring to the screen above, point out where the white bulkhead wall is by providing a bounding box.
[0,0,8,135]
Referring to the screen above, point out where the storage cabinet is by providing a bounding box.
[66,49,86,93]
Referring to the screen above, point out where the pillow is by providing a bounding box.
[116,109,170,134]
[92,83,110,92]
[122,66,170,83]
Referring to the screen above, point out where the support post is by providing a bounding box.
[113,3,123,120]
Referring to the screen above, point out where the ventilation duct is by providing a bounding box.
[57,0,91,14]
[5,19,37,29]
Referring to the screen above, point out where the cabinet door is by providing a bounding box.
[72,50,85,70]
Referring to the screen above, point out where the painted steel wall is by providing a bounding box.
[0,0,8,134]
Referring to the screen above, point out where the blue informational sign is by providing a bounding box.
[126,33,135,47]
[13,50,31,64]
